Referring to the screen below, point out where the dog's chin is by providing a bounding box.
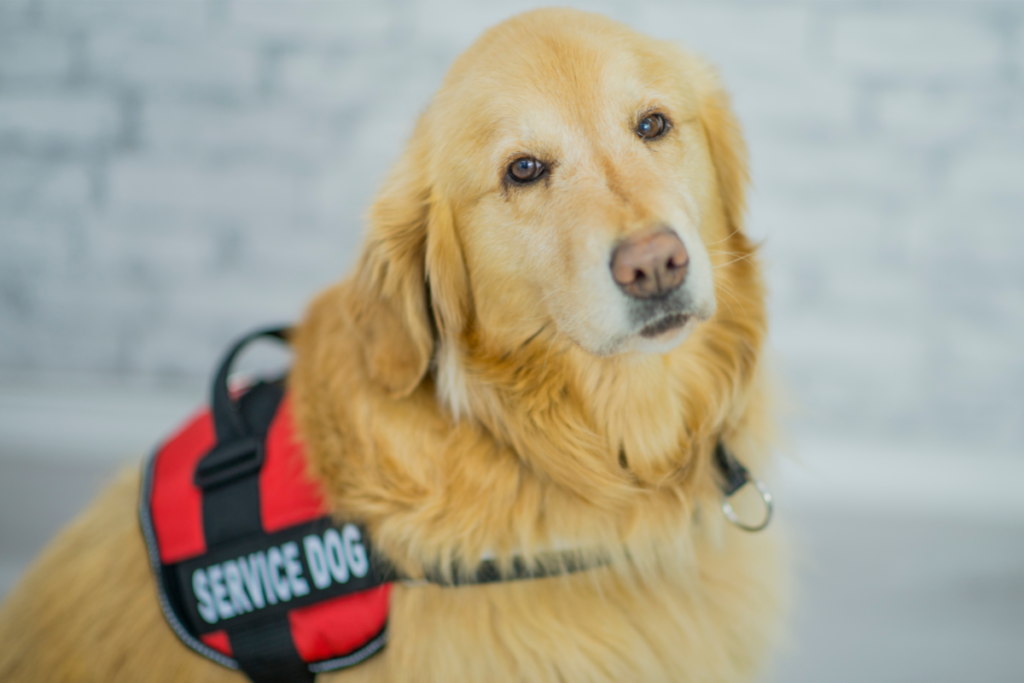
[639,312,689,339]
[574,313,703,358]
[630,313,700,354]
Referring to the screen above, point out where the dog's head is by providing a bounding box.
[349,9,750,401]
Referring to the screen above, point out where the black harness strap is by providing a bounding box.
[193,327,314,683]
[201,379,280,546]
[228,618,313,683]
[713,441,750,497]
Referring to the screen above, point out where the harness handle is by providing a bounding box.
[194,326,291,490]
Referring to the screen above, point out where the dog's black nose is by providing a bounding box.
[610,229,689,298]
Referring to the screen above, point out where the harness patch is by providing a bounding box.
[180,519,376,631]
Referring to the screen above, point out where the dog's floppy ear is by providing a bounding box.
[698,75,750,233]
[423,193,470,349]
[349,135,436,398]
[349,118,472,398]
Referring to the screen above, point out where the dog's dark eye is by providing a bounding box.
[637,113,667,140]
[507,157,545,183]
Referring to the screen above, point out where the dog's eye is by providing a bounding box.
[637,113,667,140]
[507,157,545,184]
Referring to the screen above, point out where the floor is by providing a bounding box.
[767,510,1024,682]
[1,381,1022,681]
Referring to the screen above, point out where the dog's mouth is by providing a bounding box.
[638,312,689,338]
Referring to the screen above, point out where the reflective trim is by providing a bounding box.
[139,450,241,670]
[308,628,389,673]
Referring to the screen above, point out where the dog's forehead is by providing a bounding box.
[481,57,692,152]
[431,12,704,190]
[468,37,697,130]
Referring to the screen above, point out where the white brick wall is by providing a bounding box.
[90,35,259,95]
[0,29,71,82]
[1,0,1021,451]
[832,10,1002,77]
[0,90,119,146]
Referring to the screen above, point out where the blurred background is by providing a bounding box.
[0,1,1021,680]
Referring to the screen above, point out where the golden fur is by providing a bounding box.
[0,9,786,682]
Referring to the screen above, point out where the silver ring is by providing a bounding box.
[721,477,774,532]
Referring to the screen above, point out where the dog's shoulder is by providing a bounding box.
[0,469,239,682]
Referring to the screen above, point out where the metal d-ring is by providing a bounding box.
[721,476,774,532]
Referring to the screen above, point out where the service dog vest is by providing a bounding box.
[140,328,397,683]
[141,327,772,683]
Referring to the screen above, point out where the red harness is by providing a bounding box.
[141,329,391,682]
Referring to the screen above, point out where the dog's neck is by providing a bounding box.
[433,321,732,497]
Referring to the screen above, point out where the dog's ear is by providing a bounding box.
[698,75,750,233]
[349,136,436,398]
[424,194,470,349]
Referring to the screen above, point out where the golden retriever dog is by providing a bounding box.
[0,8,785,682]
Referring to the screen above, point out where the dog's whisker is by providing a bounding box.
[703,226,743,247]
[497,324,550,362]
[714,281,749,319]
[520,324,549,349]
[712,253,755,269]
